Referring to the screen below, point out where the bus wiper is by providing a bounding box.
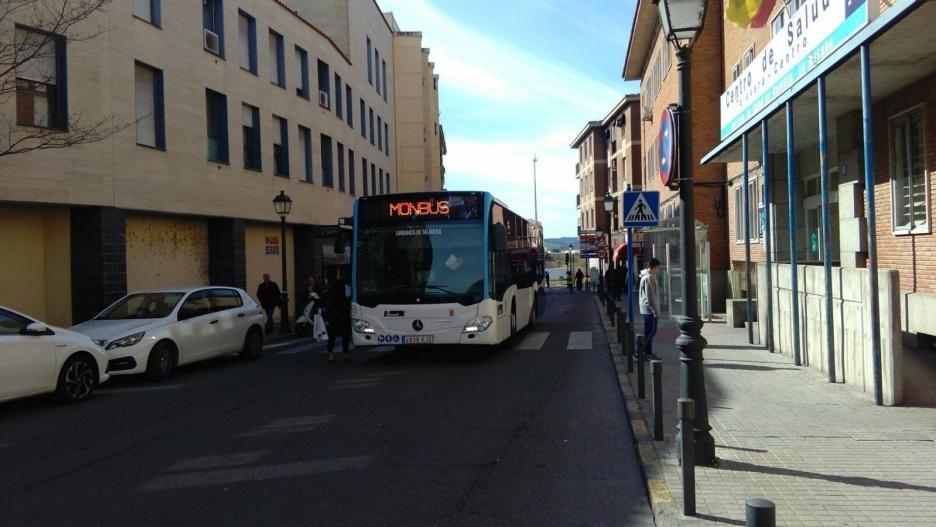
[423,285,457,295]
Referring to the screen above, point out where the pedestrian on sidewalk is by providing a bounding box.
[639,258,662,361]
[575,268,584,291]
[323,272,352,364]
[256,273,281,334]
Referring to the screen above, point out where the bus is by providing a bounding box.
[349,191,545,347]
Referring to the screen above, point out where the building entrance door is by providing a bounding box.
[801,171,839,263]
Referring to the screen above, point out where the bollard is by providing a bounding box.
[678,398,696,517]
[745,499,775,527]
[651,360,663,441]
[624,322,634,373]
[636,334,646,399]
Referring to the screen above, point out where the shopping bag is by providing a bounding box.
[313,313,329,342]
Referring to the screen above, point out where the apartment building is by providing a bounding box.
[622,0,729,315]
[702,0,936,404]
[0,0,416,326]
[385,14,446,192]
[571,122,609,235]
[603,95,643,236]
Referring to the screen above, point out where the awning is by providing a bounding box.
[613,243,643,262]
[701,0,934,165]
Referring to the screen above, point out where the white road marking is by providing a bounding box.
[168,452,268,472]
[566,331,593,350]
[515,331,550,350]
[273,343,327,355]
[139,456,372,491]
[237,415,335,438]
[99,385,183,394]
[266,338,317,351]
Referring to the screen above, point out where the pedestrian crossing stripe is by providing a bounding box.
[624,193,657,224]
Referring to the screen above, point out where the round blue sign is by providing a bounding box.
[658,108,676,187]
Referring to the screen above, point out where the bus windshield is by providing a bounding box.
[356,220,484,307]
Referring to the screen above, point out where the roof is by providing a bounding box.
[569,121,602,149]
[622,0,659,80]
[601,94,640,127]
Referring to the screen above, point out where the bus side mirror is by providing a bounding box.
[492,224,508,252]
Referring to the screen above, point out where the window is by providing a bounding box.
[337,142,346,192]
[382,60,388,103]
[743,46,755,69]
[375,49,381,95]
[205,89,228,163]
[14,27,67,130]
[369,108,375,145]
[299,125,312,182]
[731,63,741,82]
[384,123,390,155]
[0,308,31,336]
[379,168,384,194]
[210,289,243,312]
[360,99,366,138]
[371,163,376,195]
[134,61,165,149]
[242,103,260,170]
[349,149,356,195]
[734,178,759,242]
[295,46,308,98]
[890,109,928,233]
[335,74,343,119]
[179,290,211,320]
[238,11,257,73]
[321,134,333,187]
[771,10,785,36]
[366,37,373,85]
[317,60,330,108]
[268,30,285,87]
[133,0,161,26]
[273,115,288,177]
[346,85,353,127]
[377,116,383,150]
[202,0,224,57]
[386,172,391,194]
[362,156,369,196]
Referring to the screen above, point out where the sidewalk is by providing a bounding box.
[596,298,936,526]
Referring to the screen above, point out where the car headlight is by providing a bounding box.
[352,319,375,334]
[463,316,493,333]
[106,332,145,350]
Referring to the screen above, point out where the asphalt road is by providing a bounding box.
[0,289,652,527]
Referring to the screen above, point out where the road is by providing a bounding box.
[0,289,652,526]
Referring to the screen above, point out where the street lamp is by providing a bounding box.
[533,155,539,224]
[603,193,616,312]
[568,243,573,281]
[657,0,715,465]
[273,190,293,334]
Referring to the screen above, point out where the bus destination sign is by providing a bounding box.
[389,199,450,217]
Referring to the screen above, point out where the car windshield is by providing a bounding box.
[96,292,185,320]
[356,221,484,307]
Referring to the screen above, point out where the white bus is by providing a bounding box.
[349,192,545,346]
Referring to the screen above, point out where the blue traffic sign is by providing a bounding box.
[621,191,660,228]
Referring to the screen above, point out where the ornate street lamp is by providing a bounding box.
[603,192,616,312]
[273,190,293,334]
[656,0,715,465]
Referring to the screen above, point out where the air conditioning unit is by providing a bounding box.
[203,29,221,55]
[318,90,330,109]
[641,105,653,122]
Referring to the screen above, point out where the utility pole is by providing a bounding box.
[533,155,539,224]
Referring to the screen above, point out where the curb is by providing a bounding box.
[594,296,682,527]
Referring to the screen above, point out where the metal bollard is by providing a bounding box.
[678,398,696,516]
[624,322,634,373]
[636,334,646,399]
[745,499,776,527]
[651,360,663,441]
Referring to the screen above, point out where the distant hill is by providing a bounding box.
[545,237,579,251]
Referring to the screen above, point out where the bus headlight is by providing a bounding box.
[462,316,493,333]
[352,319,376,334]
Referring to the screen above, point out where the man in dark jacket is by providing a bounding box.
[256,273,281,334]
[324,275,352,363]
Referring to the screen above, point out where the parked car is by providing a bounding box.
[72,287,265,381]
[0,306,109,404]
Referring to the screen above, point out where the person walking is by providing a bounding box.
[323,273,352,364]
[639,258,662,361]
[575,268,584,291]
[256,273,281,334]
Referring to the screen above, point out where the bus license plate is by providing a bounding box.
[403,335,434,344]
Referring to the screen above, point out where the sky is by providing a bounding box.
[379,0,641,238]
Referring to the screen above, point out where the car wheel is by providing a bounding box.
[145,342,175,382]
[241,328,263,360]
[55,355,97,403]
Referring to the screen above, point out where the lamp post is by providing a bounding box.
[568,243,573,281]
[603,193,615,309]
[533,155,539,224]
[656,0,715,465]
[273,190,293,334]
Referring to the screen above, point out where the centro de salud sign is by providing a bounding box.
[719,0,878,140]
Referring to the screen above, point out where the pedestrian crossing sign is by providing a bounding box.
[621,191,660,228]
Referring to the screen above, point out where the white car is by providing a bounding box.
[72,287,266,381]
[0,306,109,404]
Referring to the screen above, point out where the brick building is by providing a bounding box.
[623,0,729,315]
[571,121,609,235]
[702,0,936,404]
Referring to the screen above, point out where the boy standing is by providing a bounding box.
[639,258,662,361]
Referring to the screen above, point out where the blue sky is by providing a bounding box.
[379,0,641,238]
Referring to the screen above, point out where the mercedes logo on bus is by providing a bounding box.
[412,320,424,332]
